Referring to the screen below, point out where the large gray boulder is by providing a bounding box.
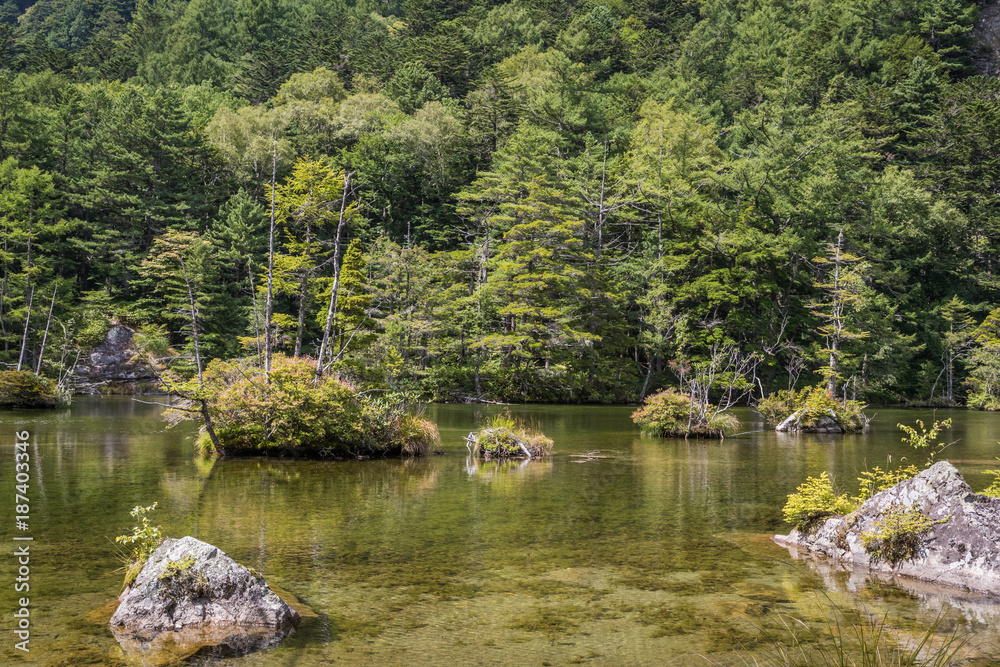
[110,536,300,631]
[774,461,1000,596]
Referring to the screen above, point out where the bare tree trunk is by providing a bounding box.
[827,229,843,397]
[16,285,33,372]
[199,398,224,457]
[264,141,277,380]
[316,172,355,376]
[35,283,56,375]
[294,274,307,357]
[248,260,262,366]
[177,256,203,385]
[0,237,7,349]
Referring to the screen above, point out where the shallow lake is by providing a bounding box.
[2,398,1000,665]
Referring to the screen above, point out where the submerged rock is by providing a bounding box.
[110,624,291,664]
[774,461,1000,596]
[110,536,300,632]
[774,409,844,433]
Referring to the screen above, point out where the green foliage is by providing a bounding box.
[0,370,64,407]
[0,0,995,407]
[983,460,1000,498]
[757,384,868,433]
[782,473,855,531]
[156,554,212,601]
[966,308,1000,410]
[860,504,943,566]
[114,502,163,588]
[896,418,953,465]
[853,465,920,506]
[158,555,196,580]
[631,388,739,438]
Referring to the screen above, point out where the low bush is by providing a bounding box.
[186,354,439,458]
[757,384,868,433]
[466,413,553,460]
[0,370,67,408]
[630,388,739,438]
[782,473,856,531]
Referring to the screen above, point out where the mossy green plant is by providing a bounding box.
[158,555,196,579]
[157,553,211,601]
[860,504,946,566]
[630,388,739,438]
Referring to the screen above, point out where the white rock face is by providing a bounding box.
[774,461,1000,596]
[110,536,300,631]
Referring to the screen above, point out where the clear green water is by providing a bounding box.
[2,399,1000,665]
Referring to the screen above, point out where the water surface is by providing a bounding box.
[2,400,999,664]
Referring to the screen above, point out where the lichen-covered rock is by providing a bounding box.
[110,536,300,631]
[775,410,844,434]
[774,461,1000,596]
[74,325,159,394]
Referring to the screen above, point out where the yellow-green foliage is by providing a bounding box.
[158,555,196,579]
[115,503,163,587]
[897,418,952,465]
[860,504,943,566]
[0,370,64,408]
[782,473,855,530]
[630,388,739,438]
[757,384,867,432]
[853,464,920,505]
[198,354,439,458]
[134,323,171,359]
[471,413,553,459]
[983,459,1000,498]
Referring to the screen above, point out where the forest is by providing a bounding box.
[1,0,1000,405]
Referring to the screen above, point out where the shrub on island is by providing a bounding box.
[465,413,553,460]
[757,383,868,434]
[630,388,739,438]
[184,355,439,458]
[0,370,67,408]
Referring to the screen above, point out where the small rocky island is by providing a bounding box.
[774,461,1000,596]
[110,536,300,660]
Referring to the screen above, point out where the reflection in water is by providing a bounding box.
[0,399,999,665]
[111,624,294,665]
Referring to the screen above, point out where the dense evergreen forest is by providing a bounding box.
[2,0,1000,405]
